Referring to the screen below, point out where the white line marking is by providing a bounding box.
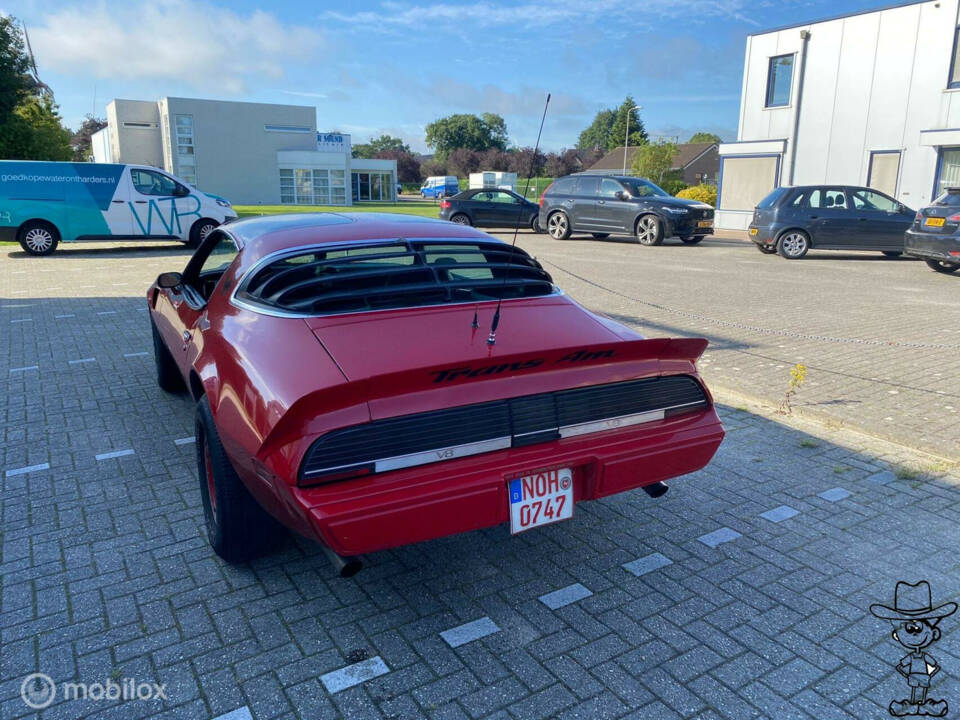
[10,319,32,323]
[9,365,39,373]
[95,449,134,461]
[123,352,149,358]
[174,436,196,446]
[320,656,390,694]
[55,314,75,319]
[68,358,96,365]
[440,617,500,648]
[211,708,253,720]
[5,462,50,477]
[96,311,117,316]
[539,583,593,609]
[1,303,34,308]
[623,552,673,577]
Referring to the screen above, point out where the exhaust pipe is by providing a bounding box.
[642,482,669,499]
[321,545,363,578]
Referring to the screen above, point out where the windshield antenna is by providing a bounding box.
[488,92,551,345]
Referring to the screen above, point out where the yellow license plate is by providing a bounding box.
[698,220,712,228]
[926,217,946,227]
[749,228,758,235]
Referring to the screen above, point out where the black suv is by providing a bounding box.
[538,174,714,245]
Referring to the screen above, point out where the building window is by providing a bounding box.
[264,124,312,133]
[331,170,346,204]
[867,151,901,197]
[936,148,960,196]
[950,27,960,88]
[351,171,395,201]
[122,121,158,128]
[765,54,794,108]
[718,155,780,210]
[280,169,295,204]
[174,115,196,185]
[280,168,347,205]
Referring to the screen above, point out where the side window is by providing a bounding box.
[490,192,518,204]
[851,189,898,212]
[600,179,623,198]
[474,192,492,202]
[131,169,179,196]
[808,189,846,209]
[551,177,577,194]
[198,233,239,276]
[578,176,601,197]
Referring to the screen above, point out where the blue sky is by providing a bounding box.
[10,0,892,152]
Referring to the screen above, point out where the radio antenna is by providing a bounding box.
[487,92,550,346]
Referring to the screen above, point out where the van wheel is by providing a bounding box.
[635,215,663,245]
[18,221,60,256]
[196,396,285,562]
[187,219,218,249]
[925,259,960,274]
[450,213,471,226]
[547,211,571,239]
[151,319,186,393]
[777,230,810,259]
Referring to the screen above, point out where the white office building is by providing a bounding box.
[717,0,960,229]
[91,97,397,206]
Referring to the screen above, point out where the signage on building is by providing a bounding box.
[317,132,351,154]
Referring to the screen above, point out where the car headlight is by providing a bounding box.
[216,198,231,208]
[662,207,689,215]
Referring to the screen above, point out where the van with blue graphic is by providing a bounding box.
[0,161,237,256]
[419,175,459,199]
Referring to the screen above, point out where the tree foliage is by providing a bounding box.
[424,113,508,158]
[630,141,677,182]
[352,134,410,159]
[373,149,421,183]
[71,114,107,161]
[577,97,647,151]
[0,15,31,125]
[688,132,722,144]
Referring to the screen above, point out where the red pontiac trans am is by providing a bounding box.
[148,213,724,575]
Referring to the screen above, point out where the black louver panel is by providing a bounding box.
[300,375,707,480]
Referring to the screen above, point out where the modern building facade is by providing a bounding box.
[91,97,397,206]
[717,0,960,229]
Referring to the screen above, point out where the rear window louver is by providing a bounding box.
[235,240,555,315]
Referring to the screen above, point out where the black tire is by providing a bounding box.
[187,218,218,249]
[756,243,777,254]
[196,396,285,562]
[925,258,960,274]
[777,230,810,259]
[882,251,902,258]
[420,192,426,199]
[450,213,471,226]
[591,233,610,239]
[680,236,704,245]
[530,215,542,233]
[17,220,60,256]
[547,211,572,240]
[635,215,663,246]
[151,319,186,393]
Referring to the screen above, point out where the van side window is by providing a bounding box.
[131,169,178,196]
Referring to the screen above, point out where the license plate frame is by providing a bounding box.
[697,220,713,228]
[749,228,758,235]
[925,217,946,227]
[508,468,573,534]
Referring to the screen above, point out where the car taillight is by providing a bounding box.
[949,213,960,222]
[440,200,451,209]
[915,211,923,221]
[539,182,554,206]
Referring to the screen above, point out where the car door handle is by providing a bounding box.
[182,330,192,342]
[111,200,124,204]
[134,200,147,204]
[809,215,818,219]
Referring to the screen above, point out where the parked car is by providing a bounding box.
[439,188,541,232]
[0,160,236,256]
[904,189,960,274]
[538,173,714,245]
[748,185,914,259]
[420,175,459,199]
[148,213,724,574]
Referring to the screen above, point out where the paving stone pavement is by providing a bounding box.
[2,240,960,720]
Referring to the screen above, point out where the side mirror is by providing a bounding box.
[898,203,907,213]
[174,185,190,197]
[157,272,182,289]
[614,191,627,200]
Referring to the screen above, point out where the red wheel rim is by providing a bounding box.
[204,442,217,517]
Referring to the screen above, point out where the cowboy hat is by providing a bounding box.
[870,581,958,621]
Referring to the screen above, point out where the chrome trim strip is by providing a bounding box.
[374,436,512,473]
[558,409,665,438]
[302,461,371,478]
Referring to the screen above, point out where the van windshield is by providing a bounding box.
[621,178,669,198]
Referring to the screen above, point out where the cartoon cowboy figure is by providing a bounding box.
[871,581,957,717]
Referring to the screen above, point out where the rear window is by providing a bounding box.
[933,190,960,206]
[235,239,555,315]
[757,187,789,209]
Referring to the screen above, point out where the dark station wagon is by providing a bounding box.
[904,188,960,274]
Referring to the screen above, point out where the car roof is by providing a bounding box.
[224,212,500,267]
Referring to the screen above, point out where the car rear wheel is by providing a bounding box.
[18,221,60,256]
[151,319,186,393]
[591,233,610,239]
[530,215,542,233]
[756,243,777,254]
[777,230,809,259]
[187,219,218,248]
[196,396,285,562]
[635,215,663,246]
[450,213,471,226]
[680,236,704,245]
[547,211,571,240]
[925,259,960,274]
[882,251,902,258]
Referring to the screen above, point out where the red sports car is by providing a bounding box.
[148,213,724,575]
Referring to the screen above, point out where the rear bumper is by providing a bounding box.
[904,229,960,261]
[748,224,778,246]
[286,408,724,555]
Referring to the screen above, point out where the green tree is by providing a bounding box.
[0,15,32,125]
[631,141,677,182]
[424,113,508,158]
[576,97,647,151]
[71,114,107,161]
[352,133,410,159]
[688,132,722,144]
[576,108,616,150]
[0,95,73,160]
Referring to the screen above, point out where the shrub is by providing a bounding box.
[659,178,688,196]
[676,184,717,206]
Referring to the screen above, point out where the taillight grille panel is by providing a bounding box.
[299,375,708,484]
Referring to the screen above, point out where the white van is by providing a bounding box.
[0,161,237,256]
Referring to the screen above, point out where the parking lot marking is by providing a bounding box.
[818,487,852,502]
[5,462,50,478]
[174,436,196,446]
[97,311,117,316]
[2,303,34,308]
[211,709,253,720]
[623,552,673,577]
[759,505,800,523]
[55,314,75,319]
[123,352,149,358]
[539,583,593,609]
[440,617,500,648]
[320,656,389,694]
[867,470,896,485]
[95,449,135,461]
[10,318,32,323]
[9,365,39,373]
[698,527,742,548]
[68,358,96,365]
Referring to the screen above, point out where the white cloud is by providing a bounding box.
[31,1,325,94]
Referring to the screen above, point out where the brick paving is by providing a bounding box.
[1,238,960,719]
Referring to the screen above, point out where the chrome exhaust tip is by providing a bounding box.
[321,545,363,578]
[642,482,669,499]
